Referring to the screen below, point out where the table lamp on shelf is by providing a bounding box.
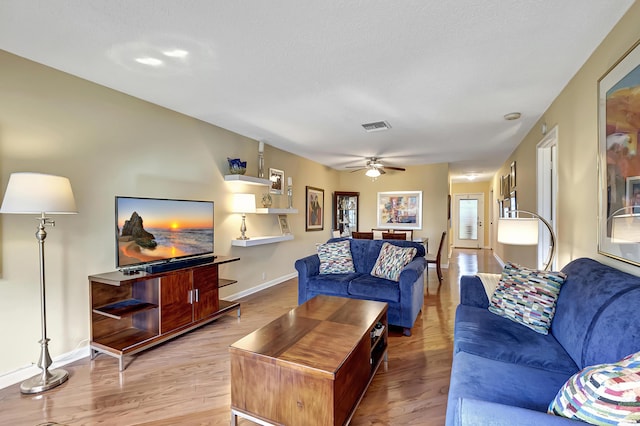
[232,193,256,240]
[497,209,555,271]
[0,172,78,394]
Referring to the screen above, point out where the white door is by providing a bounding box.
[537,125,558,270]
[454,193,485,248]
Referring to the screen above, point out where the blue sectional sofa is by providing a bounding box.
[295,238,427,335]
[446,258,640,425]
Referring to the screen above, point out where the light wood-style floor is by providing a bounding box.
[0,249,502,426]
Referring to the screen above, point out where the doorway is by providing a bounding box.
[537,125,558,270]
[453,193,485,248]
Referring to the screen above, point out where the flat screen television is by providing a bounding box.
[115,196,214,270]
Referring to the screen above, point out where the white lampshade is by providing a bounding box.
[0,172,77,214]
[611,213,640,243]
[232,193,256,214]
[365,168,381,178]
[497,217,538,245]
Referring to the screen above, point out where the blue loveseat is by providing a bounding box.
[295,238,427,335]
[446,258,640,425]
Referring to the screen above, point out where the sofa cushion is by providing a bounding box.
[306,273,360,297]
[489,262,566,335]
[447,351,573,425]
[348,274,400,303]
[548,350,640,424]
[454,305,578,375]
[317,240,355,274]
[370,242,417,281]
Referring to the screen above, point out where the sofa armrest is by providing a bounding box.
[295,254,321,304]
[452,398,579,426]
[459,275,490,308]
[399,257,427,286]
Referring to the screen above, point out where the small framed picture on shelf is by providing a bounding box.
[269,168,284,194]
[278,214,291,235]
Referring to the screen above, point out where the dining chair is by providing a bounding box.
[426,231,446,282]
[382,232,406,240]
[352,231,374,239]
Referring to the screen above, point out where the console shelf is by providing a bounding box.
[93,299,158,320]
[89,256,240,371]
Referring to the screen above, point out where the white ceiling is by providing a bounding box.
[0,1,634,182]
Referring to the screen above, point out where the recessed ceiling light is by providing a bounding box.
[135,57,163,66]
[466,174,477,181]
[163,49,189,58]
[504,112,521,121]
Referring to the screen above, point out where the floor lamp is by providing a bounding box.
[497,209,556,271]
[0,172,77,394]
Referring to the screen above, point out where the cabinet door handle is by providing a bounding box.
[194,288,199,302]
[188,289,193,304]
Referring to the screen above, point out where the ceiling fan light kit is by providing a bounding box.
[347,157,406,178]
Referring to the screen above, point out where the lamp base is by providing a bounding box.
[236,236,250,240]
[20,368,68,394]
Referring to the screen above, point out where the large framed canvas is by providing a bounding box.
[598,38,640,266]
[377,191,422,230]
[305,186,324,231]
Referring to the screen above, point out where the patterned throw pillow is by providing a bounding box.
[317,240,355,274]
[370,242,417,282]
[488,262,566,335]
[548,351,640,424]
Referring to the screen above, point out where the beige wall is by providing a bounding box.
[337,163,449,256]
[0,51,449,376]
[451,181,492,248]
[0,51,344,374]
[492,2,640,274]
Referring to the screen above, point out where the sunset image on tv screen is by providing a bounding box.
[116,197,214,267]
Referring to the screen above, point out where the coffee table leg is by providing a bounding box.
[230,410,237,426]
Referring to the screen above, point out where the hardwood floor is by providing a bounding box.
[0,249,502,426]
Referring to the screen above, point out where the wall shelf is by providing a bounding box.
[255,208,298,214]
[224,175,271,186]
[231,235,294,247]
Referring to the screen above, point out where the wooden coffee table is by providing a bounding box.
[229,295,388,426]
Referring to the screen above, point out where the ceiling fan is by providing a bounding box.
[347,157,406,177]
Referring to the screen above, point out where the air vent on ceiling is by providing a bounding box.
[362,121,391,132]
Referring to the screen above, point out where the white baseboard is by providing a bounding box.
[0,345,91,390]
[224,272,297,301]
[0,272,298,390]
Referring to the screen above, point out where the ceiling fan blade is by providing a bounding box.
[350,168,365,173]
[379,168,386,174]
[382,166,406,171]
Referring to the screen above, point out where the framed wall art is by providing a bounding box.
[269,168,284,195]
[598,38,640,265]
[305,186,324,231]
[376,191,422,230]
